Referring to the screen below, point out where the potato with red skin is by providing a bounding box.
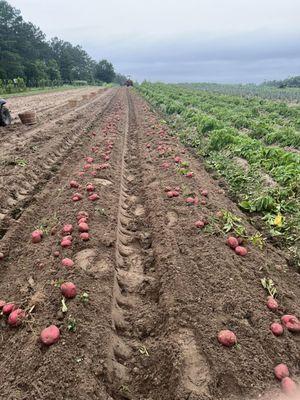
[61,239,72,248]
[0,300,6,308]
[69,180,79,188]
[172,191,179,197]
[226,236,239,249]
[86,184,95,192]
[186,172,194,178]
[274,364,289,380]
[61,282,77,299]
[281,377,297,395]
[78,217,88,224]
[281,315,300,333]
[3,303,15,315]
[217,330,237,347]
[201,189,208,197]
[62,224,73,235]
[80,232,90,241]
[89,193,99,201]
[61,258,74,268]
[72,193,82,202]
[86,157,94,163]
[235,246,247,256]
[77,211,89,221]
[8,309,26,326]
[167,191,174,198]
[53,251,60,257]
[270,322,284,336]
[174,156,181,163]
[195,220,205,229]
[186,197,195,204]
[78,222,89,232]
[31,230,43,244]
[267,296,279,311]
[40,325,60,346]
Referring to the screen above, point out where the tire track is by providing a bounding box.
[106,90,158,399]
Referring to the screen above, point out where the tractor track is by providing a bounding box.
[0,88,118,246]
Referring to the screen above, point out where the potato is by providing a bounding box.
[78,222,89,232]
[267,296,279,311]
[62,224,73,235]
[270,322,284,336]
[61,258,74,268]
[281,315,300,333]
[274,364,289,380]
[88,193,99,201]
[195,220,205,228]
[61,282,77,299]
[40,325,60,346]
[235,246,247,256]
[226,236,239,249]
[217,330,237,347]
[8,309,25,326]
[281,377,297,395]
[80,232,90,241]
[2,303,15,315]
[31,230,43,244]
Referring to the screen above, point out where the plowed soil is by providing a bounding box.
[0,87,299,400]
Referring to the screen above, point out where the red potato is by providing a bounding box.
[0,300,6,308]
[78,217,88,224]
[62,224,73,235]
[90,171,97,177]
[274,364,289,380]
[77,211,89,220]
[86,157,94,163]
[267,296,279,311]
[80,232,90,241]
[89,193,99,201]
[104,155,110,161]
[40,325,60,346]
[226,236,239,249]
[31,230,43,244]
[146,143,151,148]
[186,197,195,204]
[201,189,208,197]
[167,191,174,198]
[195,220,205,229]
[270,322,284,336]
[235,246,247,256]
[53,251,60,257]
[172,191,180,197]
[72,193,82,202]
[186,172,194,178]
[174,156,182,163]
[86,184,95,192]
[61,239,72,248]
[8,309,25,326]
[281,377,297,395]
[194,196,199,206]
[61,282,77,299]
[217,330,237,347]
[281,315,300,333]
[69,180,79,188]
[83,164,91,170]
[61,258,74,268]
[78,222,89,232]
[78,171,85,177]
[3,303,15,315]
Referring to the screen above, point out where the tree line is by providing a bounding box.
[0,0,127,89]
[263,76,300,89]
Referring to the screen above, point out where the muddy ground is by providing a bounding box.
[0,87,299,400]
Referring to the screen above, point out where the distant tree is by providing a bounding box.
[114,73,127,86]
[95,59,115,83]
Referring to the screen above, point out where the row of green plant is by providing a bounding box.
[142,83,300,149]
[179,82,300,102]
[138,82,300,267]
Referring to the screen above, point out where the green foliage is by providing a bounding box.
[94,60,115,83]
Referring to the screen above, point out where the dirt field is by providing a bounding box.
[0,87,299,400]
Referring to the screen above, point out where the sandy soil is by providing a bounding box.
[0,88,299,400]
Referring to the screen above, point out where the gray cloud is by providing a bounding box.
[8,0,300,83]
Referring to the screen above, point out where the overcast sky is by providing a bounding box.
[8,0,300,83]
